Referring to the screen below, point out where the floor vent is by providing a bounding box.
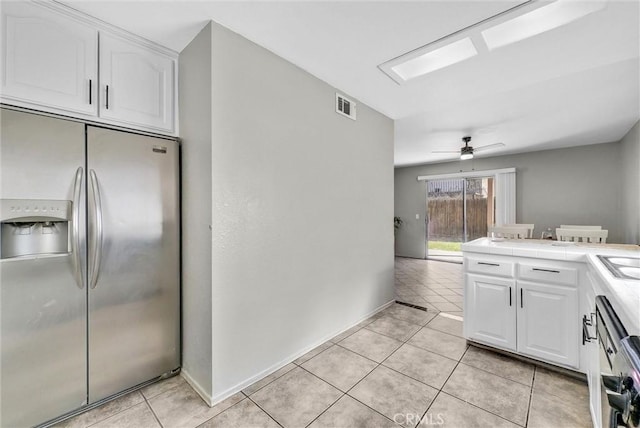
[336,93,356,120]
[395,300,429,312]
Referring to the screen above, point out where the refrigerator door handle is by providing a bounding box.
[89,169,104,289]
[72,167,84,289]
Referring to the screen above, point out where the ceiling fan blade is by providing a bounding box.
[431,150,459,154]
[474,142,505,152]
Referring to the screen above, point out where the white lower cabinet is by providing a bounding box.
[516,280,578,367]
[465,273,517,351]
[464,257,580,369]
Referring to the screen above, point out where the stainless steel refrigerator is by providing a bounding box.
[0,108,180,427]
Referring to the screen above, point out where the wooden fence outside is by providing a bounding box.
[428,198,488,242]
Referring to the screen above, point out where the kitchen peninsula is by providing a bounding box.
[462,237,640,427]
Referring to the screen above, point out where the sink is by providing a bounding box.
[607,257,640,268]
[618,267,640,280]
[598,255,640,280]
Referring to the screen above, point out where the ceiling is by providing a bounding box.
[63,0,640,166]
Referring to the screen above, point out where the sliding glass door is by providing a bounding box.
[426,177,494,262]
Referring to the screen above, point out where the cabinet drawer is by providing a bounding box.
[518,263,577,286]
[466,258,515,278]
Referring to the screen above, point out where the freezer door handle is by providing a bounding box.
[89,169,104,289]
[72,167,84,289]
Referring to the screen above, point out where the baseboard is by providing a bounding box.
[208,299,395,405]
[181,368,214,406]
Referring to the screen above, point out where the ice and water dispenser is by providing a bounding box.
[0,199,72,259]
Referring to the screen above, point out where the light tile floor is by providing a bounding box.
[57,257,592,428]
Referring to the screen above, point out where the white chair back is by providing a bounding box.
[489,226,530,239]
[560,225,602,230]
[556,228,608,243]
[502,224,535,238]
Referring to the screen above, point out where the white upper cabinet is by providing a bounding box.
[99,34,174,133]
[0,2,97,116]
[0,1,176,135]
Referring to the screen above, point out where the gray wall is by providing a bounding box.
[620,121,640,244]
[178,23,213,397]
[180,21,394,403]
[395,142,626,258]
[209,21,394,401]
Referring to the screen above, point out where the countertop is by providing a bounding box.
[462,237,640,335]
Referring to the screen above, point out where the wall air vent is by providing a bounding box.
[336,93,356,120]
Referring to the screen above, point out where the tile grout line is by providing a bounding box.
[334,313,424,428]
[301,303,453,428]
[457,348,537,388]
[82,393,147,428]
[415,344,469,428]
[415,344,530,427]
[301,391,346,428]
[333,341,394,366]
[362,308,465,390]
[241,363,297,397]
[245,395,285,428]
[437,390,527,428]
[525,366,537,427]
[296,305,441,396]
[142,394,165,428]
[345,394,406,427]
[292,365,353,428]
[339,324,450,389]
[196,394,256,427]
[294,342,335,366]
[295,362,373,400]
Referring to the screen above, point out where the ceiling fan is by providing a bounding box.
[432,136,505,160]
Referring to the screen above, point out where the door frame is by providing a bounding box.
[420,168,515,261]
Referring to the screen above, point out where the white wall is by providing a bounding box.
[395,142,625,258]
[620,121,640,244]
[179,21,395,403]
[179,23,213,396]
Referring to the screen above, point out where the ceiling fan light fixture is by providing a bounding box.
[460,150,474,160]
[460,136,474,159]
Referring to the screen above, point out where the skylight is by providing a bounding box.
[389,38,478,82]
[481,0,607,51]
[379,0,608,84]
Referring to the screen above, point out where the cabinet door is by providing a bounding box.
[517,281,579,368]
[0,2,97,115]
[99,33,174,132]
[584,271,601,427]
[465,273,517,351]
